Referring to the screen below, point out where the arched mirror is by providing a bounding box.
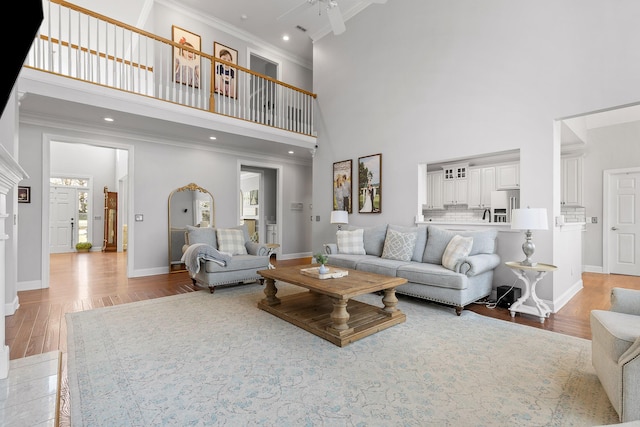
[168,183,214,272]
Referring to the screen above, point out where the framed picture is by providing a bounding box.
[214,42,238,99]
[18,186,31,203]
[172,25,201,88]
[249,189,258,205]
[358,153,382,213]
[333,159,352,213]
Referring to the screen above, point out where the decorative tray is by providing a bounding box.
[300,267,349,280]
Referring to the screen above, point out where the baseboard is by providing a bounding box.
[131,267,168,277]
[582,265,603,273]
[277,252,311,261]
[17,280,43,292]
[4,295,20,316]
[551,278,584,313]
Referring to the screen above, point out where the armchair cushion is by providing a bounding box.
[186,225,217,247]
[216,229,248,255]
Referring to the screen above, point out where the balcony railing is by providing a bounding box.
[25,0,317,138]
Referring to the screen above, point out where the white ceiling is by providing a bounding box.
[170,0,384,63]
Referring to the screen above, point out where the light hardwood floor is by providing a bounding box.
[7,252,640,358]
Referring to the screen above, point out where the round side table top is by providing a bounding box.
[265,243,280,250]
[505,261,558,272]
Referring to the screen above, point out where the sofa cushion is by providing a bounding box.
[356,256,409,277]
[337,229,366,255]
[216,229,248,255]
[381,228,418,262]
[396,262,468,291]
[345,224,388,256]
[423,226,497,264]
[388,224,427,262]
[326,254,370,270]
[186,225,217,248]
[442,235,473,270]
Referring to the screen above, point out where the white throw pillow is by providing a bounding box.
[442,235,474,270]
[381,229,418,262]
[337,229,366,255]
[216,229,248,255]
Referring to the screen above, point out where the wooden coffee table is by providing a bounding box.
[257,264,407,347]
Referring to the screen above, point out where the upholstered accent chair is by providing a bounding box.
[181,224,270,293]
[590,287,640,422]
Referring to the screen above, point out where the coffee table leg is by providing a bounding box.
[382,287,399,313]
[327,298,352,334]
[261,278,280,306]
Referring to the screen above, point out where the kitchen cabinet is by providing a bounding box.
[561,155,583,207]
[442,164,468,205]
[426,171,443,209]
[496,163,519,189]
[467,166,495,208]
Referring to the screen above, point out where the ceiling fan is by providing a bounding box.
[279,0,387,36]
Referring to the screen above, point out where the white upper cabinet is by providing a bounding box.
[442,164,468,205]
[561,155,583,207]
[496,163,520,189]
[426,171,444,209]
[468,166,496,208]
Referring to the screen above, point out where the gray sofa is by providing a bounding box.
[324,224,501,315]
[181,224,270,293]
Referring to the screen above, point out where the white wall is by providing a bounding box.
[16,120,312,285]
[311,0,640,306]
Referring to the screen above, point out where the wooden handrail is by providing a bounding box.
[52,0,316,98]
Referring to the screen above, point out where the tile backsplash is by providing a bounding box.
[561,206,586,223]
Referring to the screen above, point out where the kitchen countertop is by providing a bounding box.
[416,220,587,231]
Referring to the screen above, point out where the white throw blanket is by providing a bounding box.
[181,243,232,275]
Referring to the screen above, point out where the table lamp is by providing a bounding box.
[330,210,348,230]
[510,207,548,267]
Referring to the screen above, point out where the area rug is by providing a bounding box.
[66,283,619,426]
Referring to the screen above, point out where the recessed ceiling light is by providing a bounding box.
[209,136,217,140]
[288,150,294,154]
[282,35,290,41]
[104,117,114,122]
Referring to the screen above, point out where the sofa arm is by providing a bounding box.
[610,287,640,316]
[324,243,338,254]
[246,242,269,256]
[456,253,501,276]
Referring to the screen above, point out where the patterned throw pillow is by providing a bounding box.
[337,229,366,255]
[442,235,474,270]
[216,229,248,255]
[381,229,418,262]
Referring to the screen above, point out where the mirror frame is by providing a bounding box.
[168,183,215,272]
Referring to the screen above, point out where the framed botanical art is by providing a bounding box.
[333,159,352,213]
[172,26,201,88]
[214,42,238,99]
[358,153,381,213]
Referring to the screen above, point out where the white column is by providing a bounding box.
[0,145,28,379]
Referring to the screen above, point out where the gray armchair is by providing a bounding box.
[590,287,640,422]
[181,224,270,293]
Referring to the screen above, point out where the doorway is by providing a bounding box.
[604,168,640,276]
[249,52,280,125]
[43,139,132,288]
[239,162,281,249]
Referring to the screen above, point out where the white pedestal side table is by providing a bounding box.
[505,261,558,323]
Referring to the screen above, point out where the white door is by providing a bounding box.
[50,186,77,253]
[608,170,640,276]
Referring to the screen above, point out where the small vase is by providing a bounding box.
[319,264,329,274]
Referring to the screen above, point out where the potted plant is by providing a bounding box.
[314,252,329,274]
[75,242,92,253]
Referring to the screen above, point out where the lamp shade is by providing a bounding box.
[330,210,349,225]
[511,208,548,230]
